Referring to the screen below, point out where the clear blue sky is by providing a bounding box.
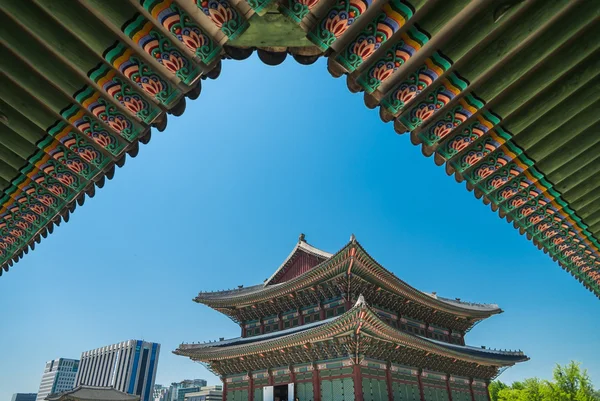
[1,56,598,400]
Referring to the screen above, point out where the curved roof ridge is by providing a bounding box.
[351,240,503,314]
[423,292,500,311]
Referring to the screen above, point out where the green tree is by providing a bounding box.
[489,381,509,401]
[545,361,597,401]
[489,361,599,401]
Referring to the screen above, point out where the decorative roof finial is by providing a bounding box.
[350,233,356,243]
[299,233,306,243]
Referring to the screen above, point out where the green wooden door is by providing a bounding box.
[362,378,388,401]
[297,382,315,401]
[321,378,355,401]
[391,382,420,401]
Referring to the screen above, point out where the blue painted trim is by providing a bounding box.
[143,344,158,401]
[128,341,143,394]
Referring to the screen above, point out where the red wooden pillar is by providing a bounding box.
[260,318,265,335]
[248,373,254,401]
[385,363,393,401]
[425,323,431,338]
[269,369,274,386]
[222,377,228,401]
[313,364,321,401]
[319,303,325,321]
[446,375,453,401]
[469,379,476,401]
[242,323,247,338]
[353,363,364,401]
[417,370,425,401]
[485,382,491,401]
[289,366,296,398]
[278,313,283,331]
[299,309,305,326]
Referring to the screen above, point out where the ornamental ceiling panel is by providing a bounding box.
[0,0,598,298]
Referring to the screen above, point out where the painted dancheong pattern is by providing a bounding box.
[88,64,161,123]
[246,0,275,14]
[410,91,480,144]
[380,52,451,114]
[479,158,533,195]
[280,0,321,23]
[308,0,376,51]
[123,15,201,85]
[143,0,221,65]
[336,0,414,72]
[356,26,429,93]
[61,105,126,156]
[438,111,502,161]
[74,87,144,142]
[102,42,179,106]
[401,74,470,133]
[463,144,522,185]
[448,129,509,174]
[193,0,249,40]
[47,122,110,171]
[492,170,546,207]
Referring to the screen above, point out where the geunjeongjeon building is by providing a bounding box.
[175,235,528,401]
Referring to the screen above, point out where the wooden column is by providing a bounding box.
[222,377,227,401]
[242,323,247,338]
[248,373,254,401]
[289,366,296,398]
[269,369,274,386]
[425,323,431,338]
[469,379,476,401]
[298,309,304,326]
[313,364,321,401]
[319,303,325,321]
[417,370,425,401]
[386,363,393,401]
[353,363,364,401]
[260,318,265,335]
[278,313,283,331]
[485,381,491,401]
[446,375,453,401]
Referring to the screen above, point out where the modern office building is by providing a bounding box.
[184,386,222,401]
[153,385,168,401]
[167,380,207,401]
[36,358,79,401]
[75,340,160,401]
[12,393,37,401]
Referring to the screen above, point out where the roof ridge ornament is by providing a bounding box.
[350,233,356,243]
[299,233,306,243]
[355,294,367,307]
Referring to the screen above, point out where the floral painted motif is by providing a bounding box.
[89,64,160,123]
[280,0,320,23]
[38,135,98,180]
[439,111,501,160]
[480,159,531,194]
[74,86,143,142]
[60,105,124,156]
[380,52,450,113]
[308,0,374,51]
[194,0,248,39]
[401,74,470,133]
[143,0,220,64]
[336,0,414,72]
[123,15,200,85]
[356,27,429,93]
[103,42,178,106]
